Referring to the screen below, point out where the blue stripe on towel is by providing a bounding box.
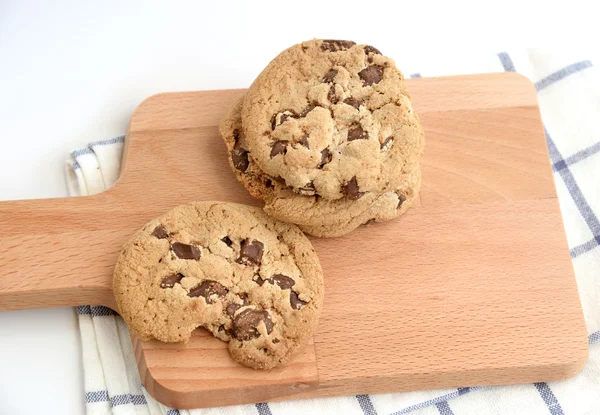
[535,61,593,91]
[357,394,378,415]
[534,383,565,415]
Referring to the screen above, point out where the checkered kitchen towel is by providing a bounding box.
[66,49,600,415]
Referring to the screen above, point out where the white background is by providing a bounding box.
[0,1,598,414]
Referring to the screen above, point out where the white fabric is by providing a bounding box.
[66,49,599,415]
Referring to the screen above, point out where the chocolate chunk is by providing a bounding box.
[347,125,368,141]
[152,225,169,239]
[299,104,317,118]
[358,65,384,86]
[342,176,364,200]
[232,309,274,341]
[364,45,382,55]
[188,280,228,303]
[274,176,287,185]
[319,148,332,168]
[272,338,280,344]
[327,85,338,104]
[270,140,288,158]
[343,97,364,109]
[271,111,295,130]
[237,239,264,266]
[321,39,356,52]
[322,69,338,83]
[172,242,201,260]
[240,293,249,305]
[381,136,393,149]
[160,273,184,288]
[265,179,273,188]
[298,182,316,196]
[226,294,249,316]
[290,291,308,310]
[226,303,241,317]
[255,275,265,285]
[221,236,233,246]
[233,128,241,143]
[266,274,295,290]
[397,192,407,209]
[298,134,310,148]
[231,144,250,172]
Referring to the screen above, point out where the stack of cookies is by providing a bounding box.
[221,39,424,237]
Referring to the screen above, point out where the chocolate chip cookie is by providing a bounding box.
[220,96,421,237]
[113,202,324,369]
[241,39,424,200]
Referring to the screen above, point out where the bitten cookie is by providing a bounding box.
[113,202,324,369]
[220,96,421,238]
[241,39,424,200]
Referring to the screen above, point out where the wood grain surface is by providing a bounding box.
[0,73,588,409]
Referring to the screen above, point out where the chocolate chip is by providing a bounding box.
[343,97,364,109]
[381,136,393,149]
[271,111,295,130]
[290,291,308,310]
[231,144,250,172]
[266,274,295,289]
[160,273,184,288]
[233,128,241,143]
[188,280,228,303]
[397,192,407,209]
[221,236,233,246]
[347,125,368,141]
[226,294,249,316]
[241,294,249,305]
[171,242,201,260]
[322,69,338,83]
[298,182,316,196]
[321,39,356,52]
[226,303,241,317]
[265,179,273,188]
[255,275,265,285]
[358,65,384,86]
[363,218,376,226]
[152,225,169,239]
[319,148,332,168]
[232,309,274,341]
[237,239,264,266]
[274,176,287,185]
[270,140,288,158]
[298,134,310,148]
[327,85,338,104]
[364,45,382,55]
[299,104,317,118]
[342,176,364,200]
[272,338,280,344]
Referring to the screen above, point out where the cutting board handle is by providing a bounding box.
[0,194,119,311]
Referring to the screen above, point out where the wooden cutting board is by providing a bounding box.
[0,73,589,409]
